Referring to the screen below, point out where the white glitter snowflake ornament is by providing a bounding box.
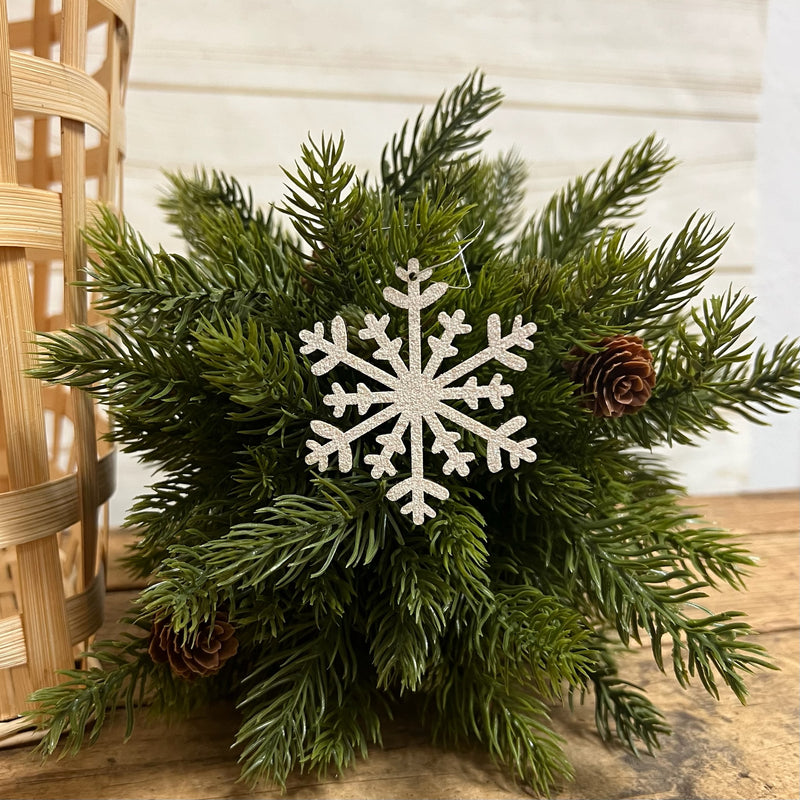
[299,259,538,524]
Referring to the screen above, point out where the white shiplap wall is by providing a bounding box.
[104,0,796,519]
[751,0,800,492]
[125,0,765,265]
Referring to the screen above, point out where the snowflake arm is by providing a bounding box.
[424,309,471,377]
[324,383,394,418]
[441,373,513,410]
[434,314,536,388]
[424,412,476,476]
[358,314,407,377]
[363,413,410,479]
[305,404,401,472]
[434,403,537,472]
[299,316,399,388]
[385,260,448,375]
[385,414,450,524]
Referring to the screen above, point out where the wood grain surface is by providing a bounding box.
[1,491,797,800]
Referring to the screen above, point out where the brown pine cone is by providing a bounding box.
[565,334,656,418]
[148,611,238,680]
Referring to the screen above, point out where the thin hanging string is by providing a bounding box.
[381,219,486,289]
[427,220,486,290]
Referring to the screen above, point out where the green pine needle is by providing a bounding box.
[27,70,800,796]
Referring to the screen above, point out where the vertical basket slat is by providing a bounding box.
[61,0,98,592]
[0,0,133,740]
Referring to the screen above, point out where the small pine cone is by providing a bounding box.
[565,334,656,418]
[148,611,238,680]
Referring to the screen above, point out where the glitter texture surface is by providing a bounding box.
[300,260,538,523]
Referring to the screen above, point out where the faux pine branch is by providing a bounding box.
[29,71,800,796]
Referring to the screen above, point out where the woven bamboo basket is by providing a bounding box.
[0,0,133,742]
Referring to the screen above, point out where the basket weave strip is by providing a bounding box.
[0,562,106,670]
[0,0,133,732]
[0,449,116,549]
[9,50,110,132]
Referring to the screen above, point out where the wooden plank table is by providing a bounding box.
[1,491,798,799]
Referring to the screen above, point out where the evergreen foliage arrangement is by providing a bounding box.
[29,72,800,795]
